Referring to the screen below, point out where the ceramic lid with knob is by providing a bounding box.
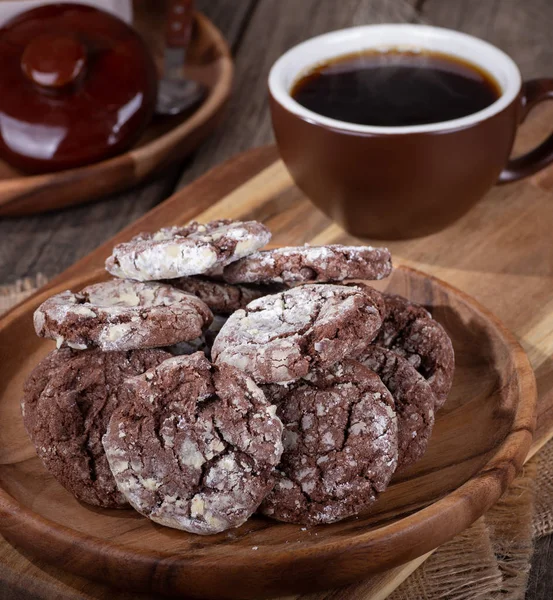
[0,3,158,173]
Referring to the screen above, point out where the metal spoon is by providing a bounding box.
[156,0,206,116]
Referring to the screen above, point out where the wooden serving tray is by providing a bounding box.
[0,0,233,217]
[1,145,551,599]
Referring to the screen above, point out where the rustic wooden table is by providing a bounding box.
[1,0,552,598]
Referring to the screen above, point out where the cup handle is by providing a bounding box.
[498,79,553,183]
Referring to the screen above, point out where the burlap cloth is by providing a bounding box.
[2,276,553,600]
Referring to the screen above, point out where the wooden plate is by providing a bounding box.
[0,264,536,599]
[0,1,233,217]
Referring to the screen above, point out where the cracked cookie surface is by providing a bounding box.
[22,347,171,508]
[169,276,284,315]
[375,294,455,408]
[358,346,436,469]
[34,279,213,352]
[211,284,383,384]
[223,245,392,285]
[105,219,271,281]
[345,282,387,324]
[167,314,228,359]
[103,353,283,534]
[259,359,398,525]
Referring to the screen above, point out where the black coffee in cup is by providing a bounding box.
[291,49,501,126]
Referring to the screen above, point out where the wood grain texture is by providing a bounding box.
[2,102,553,600]
[5,138,549,600]
[0,265,536,599]
[0,142,546,599]
[1,0,553,597]
[0,5,233,217]
[419,0,553,79]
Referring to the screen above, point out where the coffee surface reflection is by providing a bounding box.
[291,50,501,127]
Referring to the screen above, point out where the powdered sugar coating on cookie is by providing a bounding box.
[34,279,213,352]
[22,347,171,508]
[169,276,285,315]
[358,346,436,469]
[259,359,398,525]
[103,353,283,534]
[223,245,392,285]
[105,219,271,281]
[167,314,228,359]
[375,293,430,347]
[375,294,455,409]
[211,284,384,384]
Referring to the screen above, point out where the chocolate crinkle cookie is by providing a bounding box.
[103,353,283,535]
[105,219,271,281]
[346,282,387,322]
[358,346,436,469]
[375,293,431,347]
[375,294,455,409]
[167,314,228,359]
[21,347,171,508]
[33,279,213,352]
[259,359,398,525]
[211,284,384,384]
[168,276,285,315]
[222,244,392,285]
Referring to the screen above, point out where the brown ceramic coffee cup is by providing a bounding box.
[269,25,553,239]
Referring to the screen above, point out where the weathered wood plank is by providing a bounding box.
[419,0,553,78]
[0,0,257,286]
[177,0,420,189]
[0,170,181,285]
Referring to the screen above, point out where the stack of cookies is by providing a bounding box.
[23,219,454,534]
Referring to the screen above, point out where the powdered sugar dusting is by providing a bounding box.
[33,280,212,352]
[223,244,392,284]
[259,360,398,525]
[212,284,383,384]
[103,353,283,534]
[105,219,271,281]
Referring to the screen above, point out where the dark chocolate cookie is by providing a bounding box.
[21,347,170,508]
[105,219,271,281]
[358,346,436,469]
[259,359,398,525]
[211,284,384,384]
[169,276,284,315]
[346,282,387,322]
[103,353,283,534]
[223,245,392,285]
[376,293,430,347]
[375,294,455,408]
[34,280,213,352]
[167,314,228,359]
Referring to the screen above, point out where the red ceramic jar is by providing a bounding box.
[0,3,158,173]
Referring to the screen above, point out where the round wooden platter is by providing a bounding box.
[0,264,536,599]
[0,2,233,217]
